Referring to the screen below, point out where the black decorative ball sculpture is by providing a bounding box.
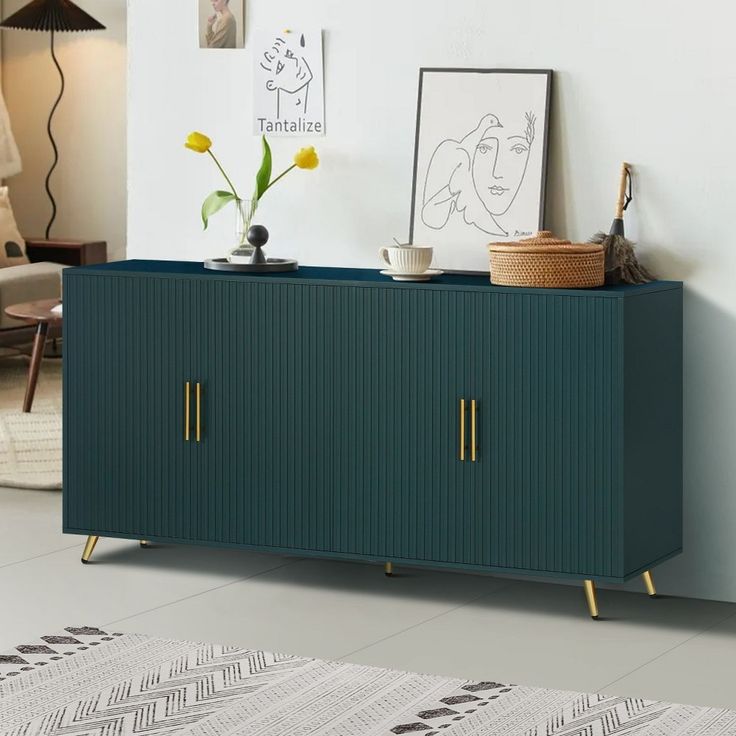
[247,225,270,265]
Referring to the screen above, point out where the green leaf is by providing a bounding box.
[255,135,272,200]
[201,190,236,230]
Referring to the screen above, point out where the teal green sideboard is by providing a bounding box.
[63,262,683,617]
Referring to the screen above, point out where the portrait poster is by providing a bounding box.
[199,0,245,50]
[410,69,552,272]
[253,29,325,137]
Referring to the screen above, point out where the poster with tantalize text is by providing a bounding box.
[253,29,325,137]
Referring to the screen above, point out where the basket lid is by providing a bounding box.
[488,230,604,254]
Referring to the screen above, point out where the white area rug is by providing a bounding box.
[1,627,735,735]
[0,358,62,490]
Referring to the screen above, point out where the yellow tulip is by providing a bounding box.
[185,132,213,154]
[294,146,319,170]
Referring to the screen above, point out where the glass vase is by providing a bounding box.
[228,198,258,263]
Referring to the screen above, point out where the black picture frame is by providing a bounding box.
[409,68,553,273]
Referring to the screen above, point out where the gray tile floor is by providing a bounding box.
[2,485,735,711]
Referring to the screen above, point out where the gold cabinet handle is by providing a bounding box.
[471,399,478,462]
[196,382,202,443]
[459,399,466,461]
[185,381,190,441]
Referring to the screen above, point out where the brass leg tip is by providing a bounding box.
[642,571,657,597]
[583,580,599,620]
[384,562,393,577]
[81,535,99,565]
[140,540,151,548]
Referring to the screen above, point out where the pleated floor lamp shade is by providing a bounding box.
[0,0,105,32]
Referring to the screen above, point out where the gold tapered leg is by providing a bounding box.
[642,570,657,597]
[384,562,393,577]
[140,540,151,548]
[81,535,99,564]
[583,580,599,619]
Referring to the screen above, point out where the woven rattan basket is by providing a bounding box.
[488,231,604,288]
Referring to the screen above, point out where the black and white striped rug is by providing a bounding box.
[1,627,734,735]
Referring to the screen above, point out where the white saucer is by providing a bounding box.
[380,269,444,282]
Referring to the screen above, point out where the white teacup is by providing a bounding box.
[379,245,433,274]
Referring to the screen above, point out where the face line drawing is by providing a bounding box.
[473,137,505,203]
[260,35,313,120]
[421,111,536,237]
[472,129,531,213]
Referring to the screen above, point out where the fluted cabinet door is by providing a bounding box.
[63,275,196,540]
[334,286,477,565]
[190,280,339,552]
[471,292,624,578]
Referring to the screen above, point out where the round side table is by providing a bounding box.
[4,299,62,413]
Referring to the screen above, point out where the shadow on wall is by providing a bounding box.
[544,73,569,237]
[651,287,736,602]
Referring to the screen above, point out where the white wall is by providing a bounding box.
[1,0,126,260]
[128,0,736,602]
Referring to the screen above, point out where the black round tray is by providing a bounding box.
[204,258,299,273]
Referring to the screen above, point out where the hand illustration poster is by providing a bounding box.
[253,30,325,137]
[410,69,552,272]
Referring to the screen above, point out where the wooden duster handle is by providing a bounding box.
[615,162,631,219]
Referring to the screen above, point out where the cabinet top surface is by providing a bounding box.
[67,260,682,298]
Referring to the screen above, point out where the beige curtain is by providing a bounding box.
[0,18,22,181]
[0,83,21,180]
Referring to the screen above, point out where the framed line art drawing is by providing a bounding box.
[410,69,553,272]
[199,0,245,49]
